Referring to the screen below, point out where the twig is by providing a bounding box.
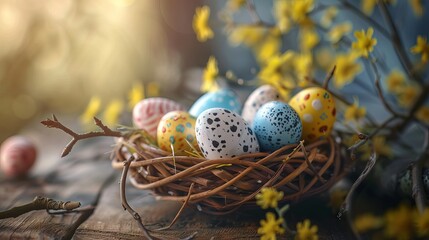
[120,156,154,240]
[377,0,423,84]
[0,196,81,219]
[323,65,336,89]
[368,58,407,118]
[41,115,122,157]
[299,141,326,183]
[246,0,263,25]
[412,127,429,213]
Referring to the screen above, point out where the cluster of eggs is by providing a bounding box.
[132,85,336,160]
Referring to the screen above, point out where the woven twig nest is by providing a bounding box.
[112,132,348,215]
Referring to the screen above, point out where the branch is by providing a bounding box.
[41,115,122,157]
[120,156,154,240]
[246,0,263,25]
[323,65,336,89]
[377,0,423,84]
[0,196,81,219]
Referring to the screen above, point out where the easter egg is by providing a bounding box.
[289,87,336,142]
[195,108,259,159]
[133,98,185,138]
[242,85,282,126]
[157,111,198,155]
[0,136,37,178]
[189,89,242,117]
[252,101,302,152]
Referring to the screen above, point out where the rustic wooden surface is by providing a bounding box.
[0,123,356,239]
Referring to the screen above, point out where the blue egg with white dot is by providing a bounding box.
[189,89,242,117]
[252,101,302,152]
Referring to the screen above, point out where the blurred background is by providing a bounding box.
[0,0,212,142]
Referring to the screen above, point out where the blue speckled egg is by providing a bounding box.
[195,108,259,159]
[252,101,302,152]
[189,89,242,117]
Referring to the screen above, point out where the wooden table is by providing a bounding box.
[0,122,355,239]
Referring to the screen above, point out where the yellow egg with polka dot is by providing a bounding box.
[289,87,336,142]
[157,111,199,155]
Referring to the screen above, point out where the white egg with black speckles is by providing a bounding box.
[242,85,282,126]
[253,101,302,152]
[195,108,259,159]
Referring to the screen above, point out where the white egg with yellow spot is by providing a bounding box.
[289,87,336,142]
[157,111,199,155]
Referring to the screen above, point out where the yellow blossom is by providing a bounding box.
[294,52,313,83]
[274,0,292,34]
[384,204,417,240]
[259,51,295,86]
[202,56,219,92]
[321,6,338,27]
[229,25,266,47]
[409,0,424,16]
[354,214,384,233]
[373,135,393,158]
[300,29,320,52]
[295,219,318,240]
[290,0,314,25]
[227,0,246,11]
[352,27,377,58]
[255,28,282,63]
[397,84,420,108]
[258,212,285,240]
[128,83,144,109]
[416,106,429,124]
[193,6,213,42]
[103,99,124,127]
[315,48,335,71]
[333,52,362,88]
[328,22,352,44]
[344,98,366,122]
[146,82,160,97]
[80,96,101,125]
[385,69,406,93]
[256,187,284,209]
[362,0,396,15]
[416,208,429,237]
[411,36,429,63]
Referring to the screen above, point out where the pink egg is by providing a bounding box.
[0,136,37,178]
[132,98,185,138]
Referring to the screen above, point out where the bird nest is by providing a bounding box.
[111,132,348,215]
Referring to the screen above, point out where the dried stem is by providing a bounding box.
[41,115,122,157]
[120,156,154,240]
[323,65,336,89]
[0,196,81,219]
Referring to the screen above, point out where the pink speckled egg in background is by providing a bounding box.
[0,136,37,178]
[132,98,185,138]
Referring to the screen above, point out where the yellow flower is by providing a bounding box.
[202,56,219,93]
[315,48,335,71]
[328,22,352,44]
[103,99,124,127]
[352,27,377,58]
[255,28,282,63]
[354,214,384,233]
[385,69,406,93]
[294,52,313,83]
[229,25,266,47]
[146,82,160,97]
[416,106,429,124]
[80,96,101,125]
[333,52,362,89]
[416,208,429,237]
[411,36,429,63]
[128,83,144,109]
[274,0,293,34]
[384,204,417,240]
[295,219,318,240]
[290,0,314,25]
[409,0,424,16]
[258,212,285,240]
[321,6,338,27]
[397,84,420,108]
[193,6,213,42]
[300,29,320,52]
[344,98,366,122]
[227,0,246,11]
[362,0,396,15]
[259,51,295,86]
[256,187,284,209]
[373,135,393,158]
